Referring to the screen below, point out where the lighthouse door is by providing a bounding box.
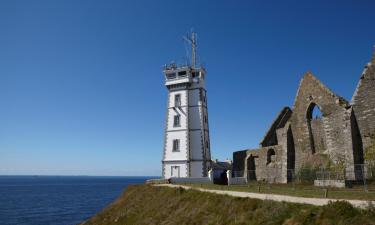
[171,166,180,177]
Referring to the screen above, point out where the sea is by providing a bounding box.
[0,176,156,225]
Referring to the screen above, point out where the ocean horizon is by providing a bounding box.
[0,175,157,225]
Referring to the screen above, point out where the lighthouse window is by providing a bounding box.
[173,115,181,127]
[178,71,187,77]
[166,73,176,79]
[174,94,181,106]
[173,139,180,152]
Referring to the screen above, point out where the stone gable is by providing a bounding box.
[232,48,375,183]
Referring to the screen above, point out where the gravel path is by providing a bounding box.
[156,184,374,209]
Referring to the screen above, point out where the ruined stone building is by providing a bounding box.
[233,48,375,183]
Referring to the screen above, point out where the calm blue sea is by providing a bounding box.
[0,176,156,225]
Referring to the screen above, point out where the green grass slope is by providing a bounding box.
[82,185,375,225]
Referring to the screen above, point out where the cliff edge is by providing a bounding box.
[81,184,375,225]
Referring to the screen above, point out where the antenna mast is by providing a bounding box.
[183,32,197,68]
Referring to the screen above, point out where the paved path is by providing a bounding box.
[156,184,374,209]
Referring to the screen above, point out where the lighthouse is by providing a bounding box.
[162,32,211,178]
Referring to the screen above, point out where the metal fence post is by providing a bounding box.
[362,164,368,192]
[324,188,328,198]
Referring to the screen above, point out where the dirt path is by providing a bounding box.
[156,184,374,209]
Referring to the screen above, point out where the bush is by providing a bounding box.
[365,135,375,167]
[296,164,320,183]
[324,201,357,218]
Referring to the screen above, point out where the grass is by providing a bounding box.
[184,182,375,200]
[81,184,375,225]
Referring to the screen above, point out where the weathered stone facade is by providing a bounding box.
[233,48,375,183]
[352,51,375,151]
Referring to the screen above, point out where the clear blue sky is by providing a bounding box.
[0,0,374,176]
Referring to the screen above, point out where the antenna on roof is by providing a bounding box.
[183,31,197,68]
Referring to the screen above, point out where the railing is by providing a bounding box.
[232,170,244,178]
[247,170,257,181]
[316,171,345,181]
[233,164,375,188]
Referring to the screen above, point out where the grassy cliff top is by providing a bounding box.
[82,185,375,225]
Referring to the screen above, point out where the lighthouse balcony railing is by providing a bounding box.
[165,76,192,86]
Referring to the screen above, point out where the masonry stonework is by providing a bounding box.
[233,48,375,183]
[352,51,375,151]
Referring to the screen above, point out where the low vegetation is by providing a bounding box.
[365,135,375,167]
[82,184,375,225]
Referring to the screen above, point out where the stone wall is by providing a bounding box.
[249,146,284,183]
[291,72,353,170]
[232,48,375,183]
[310,118,327,154]
[232,150,247,176]
[260,107,292,147]
[232,145,286,183]
[323,106,353,165]
[352,55,375,151]
[276,123,295,183]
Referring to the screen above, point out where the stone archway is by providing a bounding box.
[291,72,357,178]
[266,149,275,165]
[287,126,296,182]
[306,102,326,155]
[351,110,365,180]
[247,155,257,181]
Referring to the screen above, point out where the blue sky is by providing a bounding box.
[0,0,374,176]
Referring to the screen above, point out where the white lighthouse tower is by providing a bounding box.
[162,32,211,179]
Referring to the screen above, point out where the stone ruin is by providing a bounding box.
[233,48,375,183]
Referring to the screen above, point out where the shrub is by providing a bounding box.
[296,164,320,183]
[365,135,375,167]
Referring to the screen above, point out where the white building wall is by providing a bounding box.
[190,161,204,177]
[188,89,200,106]
[163,68,211,179]
[202,108,209,130]
[164,162,188,178]
[188,107,202,129]
[164,131,188,160]
[190,130,203,160]
[168,90,188,107]
[190,78,206,90]
[167,107,187,131]
[204,130,211,159]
